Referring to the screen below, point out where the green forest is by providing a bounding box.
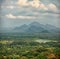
[0,33,60,59]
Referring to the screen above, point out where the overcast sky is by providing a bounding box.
[0,0,60,29]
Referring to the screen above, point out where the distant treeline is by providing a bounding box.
[0,33,60,40]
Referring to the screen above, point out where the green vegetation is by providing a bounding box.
[0,33,60,59]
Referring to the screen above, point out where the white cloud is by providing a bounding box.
[6,14,36,19]
[6,14,16,19]
[17,0,29,6]
[17,16,35,19]
[17,0,58,11]
[6,6,14,9]
[1,6,14,9]
[29,0,40,8]
[39,4,48,10]
[17,0,40,7]
[17,0,48,10]
[48,3,57,11]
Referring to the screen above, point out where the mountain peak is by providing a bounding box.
[30,21,40,26]
[13,22,60,33]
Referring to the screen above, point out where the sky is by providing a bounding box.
[0,0,60,29]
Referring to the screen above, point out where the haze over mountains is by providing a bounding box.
[0,22,60,33]
[13,22,60,33]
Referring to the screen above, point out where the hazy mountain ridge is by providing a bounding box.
[13,22,60,33]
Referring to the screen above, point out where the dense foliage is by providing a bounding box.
[0,33,60,59]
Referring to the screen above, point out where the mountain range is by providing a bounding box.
[13,22,60,33]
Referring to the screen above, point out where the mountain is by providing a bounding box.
[26,22,49,33]
[44,24,60,33]
[13,22,60,33]
[13,24,29,32]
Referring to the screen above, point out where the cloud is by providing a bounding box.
[29,0,40,8]
[17,0,40,7]
[39,4,48,10]
[6,14,36,19]
[6,14,16,19]
[17,0,58,11]
[17,15,36,19]
[6,6,14,9]
[17,0,29,6]
[17,0,48,10]
[41,13,59,17]
[1,6,14,9]
[48,3,57,11]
